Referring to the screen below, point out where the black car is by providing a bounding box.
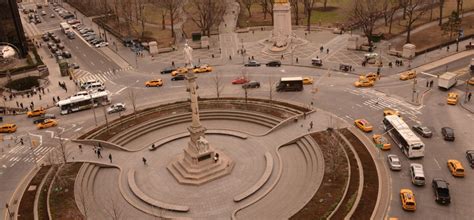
[412,124,432,138]
[266,60,281,67]
[42,34,50,41]
[67,32,75,39]
[161,67,176,74]
[466,150,474,168]
[441,127,455,141]
[47,42,54,48]
[244,60,261,67]
[62,51,72,58]
[242,81,260,89]
[53,36,61,43]
[171,75,186,81]
[57,43,65,49]
[432,178,450,205]
[33,117,46,124]
[50,45,58,52]
[69,63,80,69]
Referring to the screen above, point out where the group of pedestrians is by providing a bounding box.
[425,80,434,88]
[58,81,68,92]
[83,143,148,165]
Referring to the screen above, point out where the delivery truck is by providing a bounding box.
[276,77,304,92]
[438,72,458,90]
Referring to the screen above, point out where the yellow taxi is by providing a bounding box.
[400,189,416,211]
[145,79,163,87]
[354,119,373,132]
[447,159,465,177]
[27,108,45,117]
[303,77,314,85]
[192,64,212,73]
[372,134,391,150]
[354,78,375,87]
[0,124,17,133]
[37,119,58,129]
[400,70,416,80]
[359,72,378,81]
[468,77,474,85]
[171,67,188,76]
[447,92,458,105]
[383,108,401,117]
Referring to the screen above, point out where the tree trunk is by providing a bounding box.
[162,14,166,30]
[406,24,412,43]
[247,6,252,17]
[324,0,328,9]
[294,1,299,25]
[170,6,175,37]
[307,9,311,32]
[439,0,444,25]
[389,14,394,34]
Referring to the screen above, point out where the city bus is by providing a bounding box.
[59,22,71,34]
[383,115,424,159]
[56,91,111,115]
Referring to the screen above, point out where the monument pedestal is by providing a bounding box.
[167,148,234,185]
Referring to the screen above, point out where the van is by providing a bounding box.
[410,163,425,186]
[0,124,17,133]
[85,82,105,92]
[81,80,102,89]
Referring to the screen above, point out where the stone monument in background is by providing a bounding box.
[167,44,234,185]
[272,0,293,49]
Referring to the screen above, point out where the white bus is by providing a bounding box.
[57,91,111,115]
[60,22,71,34]
[383,115,424,159]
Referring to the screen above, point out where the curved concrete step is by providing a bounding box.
[234,152,274,202]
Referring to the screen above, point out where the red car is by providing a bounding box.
[232,77,249,84]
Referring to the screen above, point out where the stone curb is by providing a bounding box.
[326,130,353,220]
[332,130,364,220]
[33,167,55,220]
[233,152,273,202]
[348,127,390,220]
[460,101,474,114]
[4,166,41,220]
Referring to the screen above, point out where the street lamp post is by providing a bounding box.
[90,94,97,126]
[412,78,417,103]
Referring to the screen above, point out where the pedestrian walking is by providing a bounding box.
[53,97,56,103]
[430,80,434,87]
[309,121,313,130]
[16,101,19,107]
[303,111,306,119]
[151,143,155,149]
[142,157,147,165]
[30,101,34,107]
[426,81,429,87]
[229,55,232,60]
[281,54,284,60]
[109,153,113,163]
[20,138,24,145]
[172,61,175,67]
[20,103,23,109]
[296,57,299,63]
[447,45,450,52]
[469,92,472,102]
[39,94,42,100]
[320,46,324,53]
[78,144,82,152]
[97,149,103,158]
[57,96,60,101]
[251,56,254,60]
[326,48,329,54]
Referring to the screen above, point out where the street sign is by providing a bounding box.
[376,143,384,149]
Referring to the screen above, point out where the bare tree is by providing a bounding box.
[212,72,225,99]
[121,0,134,36]
[403,0,430,44]
[351,0,382,45]
[55,131,69,164]
[104,193,124,220]
[259,0,269,19]
[158,0,181,38]
[303,0,317,31]
[127,88,138,119]
[188,0,226,37]
[290,0,300,25]
[241,0,255,17]
[383,0,400,34]
[134,0,147,39]
[441,11,461,39]
[438,0,445,25]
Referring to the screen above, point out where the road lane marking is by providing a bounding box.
[433,158,441,169]
[74,127,83,132]
[115,87,128,95]
[45,131,55,138]
[420,71,436,77]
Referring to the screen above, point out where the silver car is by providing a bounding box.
[387,154,402,171]
[107,103,126,114]
[410,163,425,186]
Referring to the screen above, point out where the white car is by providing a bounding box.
[95,42,109,48]
[107,103,126,114]
[410,163,425,186]
[387,154,402,171]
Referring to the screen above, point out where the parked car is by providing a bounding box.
[242,81,260,89]
[441,127,455,141]
[432,178,450,205]
[69,63,80,69]
[410,163,425,186]
[171,75,186,81]
[62,51,72,58]
[466,150,474,168]
[412,124,433,138]
[232,77,249,85]
[107,103,126,114]
[50,14,55,18]
[66,32,75,39]
[95,42,108,48]
[387,154,402,171]
[57,43,65,49]
[244,60,261,67]
[42,34,49,41]
[266,60,281,67]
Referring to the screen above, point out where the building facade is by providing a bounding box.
[0,0,28,58]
